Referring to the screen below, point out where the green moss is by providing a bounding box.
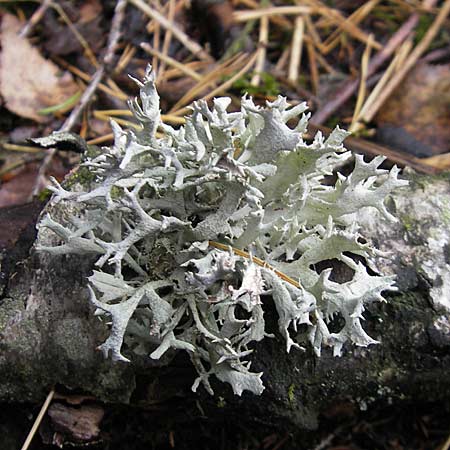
[232,72,280,97]
[287,383,296,407]
[65,166,96,189]
[38,188,52,202]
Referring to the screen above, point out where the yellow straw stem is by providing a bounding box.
[208,240,301,289]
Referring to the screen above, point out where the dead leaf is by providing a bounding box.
[0,13,78,123]
[0,158,69,208]
[47,402,105,444]
[375,63,450,157]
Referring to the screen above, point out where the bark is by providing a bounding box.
[1,169,450,446]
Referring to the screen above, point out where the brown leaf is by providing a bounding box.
[375,63,450,157]
[47,403,105,444]
[0,13,78,123]
[0,158,69,208]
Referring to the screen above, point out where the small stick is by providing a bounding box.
[151,0,161,74]
[321,0,380,53]
[20,389,55,450]
[87,133,114,145]
[208,240,302,289]
[356,40,411,125]
[168,53,247,113]
[169,52,258,118]
[288,16,305,82]
[234,6,312,22]
[303,0,382,50]
[31,0,128,198]
[236,0,294,30]
[141,43,203,81]
[158,0,176,77]
[251,16,269,86]
[310,2,435,124]
[128,0,213,61]
[307,123,439,175]
[360,0,450,123]
[19,0,52,38]
[2,143,44,154]
[51,2,99,68]
[306,40,319,94]
[114,44,136,75]
[349,34,373,132]
[55,58,128,100]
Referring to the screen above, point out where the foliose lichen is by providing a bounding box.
[36,66,407,396]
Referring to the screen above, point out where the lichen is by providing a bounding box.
[36,65,407,396]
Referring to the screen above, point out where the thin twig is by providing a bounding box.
[158,0,176,77]
[288,16,305,82]
[311,0,437,124]
[55,57,128,100]
[31,0,128,198]
[141,43,203,81]
[251,16,269,86]
[20,389,55,450]
[356,40,411,126]
[19,0,52,37]
[234,6,312,22]
[321,0,379,53]
[51,2,99,68]
[306,40,319,93]
[307,123,439,175]
[208,240,302,289]
[360,0,450,123]
[128,0,212,61]
[168,53,248,113]
[170,53,257,117]
[349,34,373,132]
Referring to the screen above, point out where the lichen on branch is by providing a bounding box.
[37,65,407,396]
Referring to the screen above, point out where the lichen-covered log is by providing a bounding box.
[1,171,450,435]
[1,69,450,436]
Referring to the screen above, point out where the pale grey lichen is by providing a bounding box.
[37,66,407,396]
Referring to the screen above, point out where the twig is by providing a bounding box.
[303,0,382,51]
[141,43,203,81]
[158,0,176,77]
[51,2,99,67]
[20,389,55,450]
[288,16,305,82]
[321,0,379,54]
[234,6,312,22]
[360,0,450,123]
[55,57,128,100]
[128,0,213,61]
[251,16,269,86]
[311,1,436,124]
[168,53,247,113]
[19,0,52,38]
[307,123,439,175]
[306,40,319,93]
[349,34,374,132]
[208,240,302,289]
[31,0,128,198]
[2,143,44,154]
[356,40,411,126]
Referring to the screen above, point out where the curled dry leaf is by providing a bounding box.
[0,13,78,123]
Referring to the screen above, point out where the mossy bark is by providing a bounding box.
[1,169,450,443]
